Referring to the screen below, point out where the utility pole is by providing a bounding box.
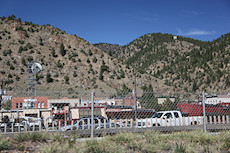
[134,70,137,121]
[0,80,5,110]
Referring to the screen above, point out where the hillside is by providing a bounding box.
[0,15,172,97]
[95,32,230,93]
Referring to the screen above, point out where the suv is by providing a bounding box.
[61,116,113,131]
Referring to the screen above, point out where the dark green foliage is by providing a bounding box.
[59,43,66,56]
[120,69,125,78]
[46,73,53,83]
[192,81,198,92]
[140,84,159,110]
[99,70,104,80]
[6,60,10,66]
[7,15,16,20]
[98,32,230,91]
[27,56,33,62]
[88,49,93,56]
[116,83,132,97]
[3,50,12,56]
[39,37,43,46]
[26,43,32,49]
[99,60,109,80]
[18,40,24,44]
[80,48,88,56]
[73,71,77,77]
[51,48,58,57]
[0,16,6,20]
[56,60,63,68]
[25,32,29,37]
[10,64,15,70]
[93,56,97,63]
[3,100,11,110]
[20,68,25,73]
[16,26,26,31]
[161,97,178,111]
[21,57,26,66]
[8,74,12,78]
[64,75,69,84]
[16,76,20,81]
[87,58,90,63]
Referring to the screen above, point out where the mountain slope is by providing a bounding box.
[0,15,173,97]
[95,32,230,93]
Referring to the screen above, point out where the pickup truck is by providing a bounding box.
[139,110,203,127]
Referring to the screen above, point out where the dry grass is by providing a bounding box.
[0,130,230,152]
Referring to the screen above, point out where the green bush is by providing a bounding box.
[0,138,10,151]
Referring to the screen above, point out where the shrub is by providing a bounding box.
[10,64,15,70]
[73,71,77,77]
[18,46,23,53]
[27,56,33,62]
[3,49,12,56]
[46,73,53,83]
[87,58,90,63]
[0,138,10,151]
[18,40,24,44]
[60,43,66,56]
[93,56,97,63]
[8,74,12,78]
[16,76,20,81]
[88,49,93,56]
[39,37,43,46]
[14,132,48,142]
[64,75,69,84]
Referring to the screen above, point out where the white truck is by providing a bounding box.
[139,110,203,127]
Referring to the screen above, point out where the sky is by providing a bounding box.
[0,0,229,45]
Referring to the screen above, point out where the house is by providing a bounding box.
[11,97,49,110]
[157,97,176,105]
[206,94,230,105]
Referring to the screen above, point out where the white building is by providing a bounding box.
[206,95,230,105]
[1,96,12,104]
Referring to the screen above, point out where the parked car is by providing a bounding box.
[22,116,45,131]
[61,116,119,131]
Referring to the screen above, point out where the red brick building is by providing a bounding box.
[11,97,48,110]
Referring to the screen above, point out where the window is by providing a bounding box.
[16,103,18,108]
[37,102,40,108]
[20,103,22,108]
[152,113,163,118]
[41,102,44,108]
[174,112,179,118]
[94,119,99,124]
[164,113,172,119]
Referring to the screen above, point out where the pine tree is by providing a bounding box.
[46,73,53,83]
[140,84,159,110]
[60,43,66,56]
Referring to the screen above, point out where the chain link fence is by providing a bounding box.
[0,89,230,137]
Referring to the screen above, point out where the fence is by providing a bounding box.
[1,89,230,137]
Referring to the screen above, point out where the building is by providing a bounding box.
[11,97,49,110]
[206,94,230,105]
[173,36,177,40]
[1,96,12,104]
[48,98,81,124]
[157,97,176,105]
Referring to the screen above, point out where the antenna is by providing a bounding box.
[31,62,42,74]
[26,62,42,109]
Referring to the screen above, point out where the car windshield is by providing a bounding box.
[152,113,163,118]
